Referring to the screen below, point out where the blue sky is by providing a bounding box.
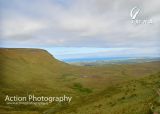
[0,0,160,61]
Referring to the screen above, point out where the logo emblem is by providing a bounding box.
[130,7,140,20]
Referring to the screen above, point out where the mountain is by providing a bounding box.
[0,48,160,114]
[0,48,71,90]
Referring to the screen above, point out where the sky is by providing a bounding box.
[0,0,160,61]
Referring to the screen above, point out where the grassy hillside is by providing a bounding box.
[0,48,160,114]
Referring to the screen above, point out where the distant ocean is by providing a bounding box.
[62,57,160,63]
[63,57,136,62]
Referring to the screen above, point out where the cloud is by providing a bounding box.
[1,16,46,40]
[0,0,160,49]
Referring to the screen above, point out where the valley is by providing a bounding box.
[0,48,160,114]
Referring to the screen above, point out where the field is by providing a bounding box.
[0,48,160,114]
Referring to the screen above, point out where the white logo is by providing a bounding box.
[130,7,140,20]
[130,6,152,24]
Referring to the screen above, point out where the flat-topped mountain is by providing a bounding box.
[0,48,72,91]
[0,48,62,64]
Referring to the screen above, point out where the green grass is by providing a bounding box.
[71,83,92,94]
